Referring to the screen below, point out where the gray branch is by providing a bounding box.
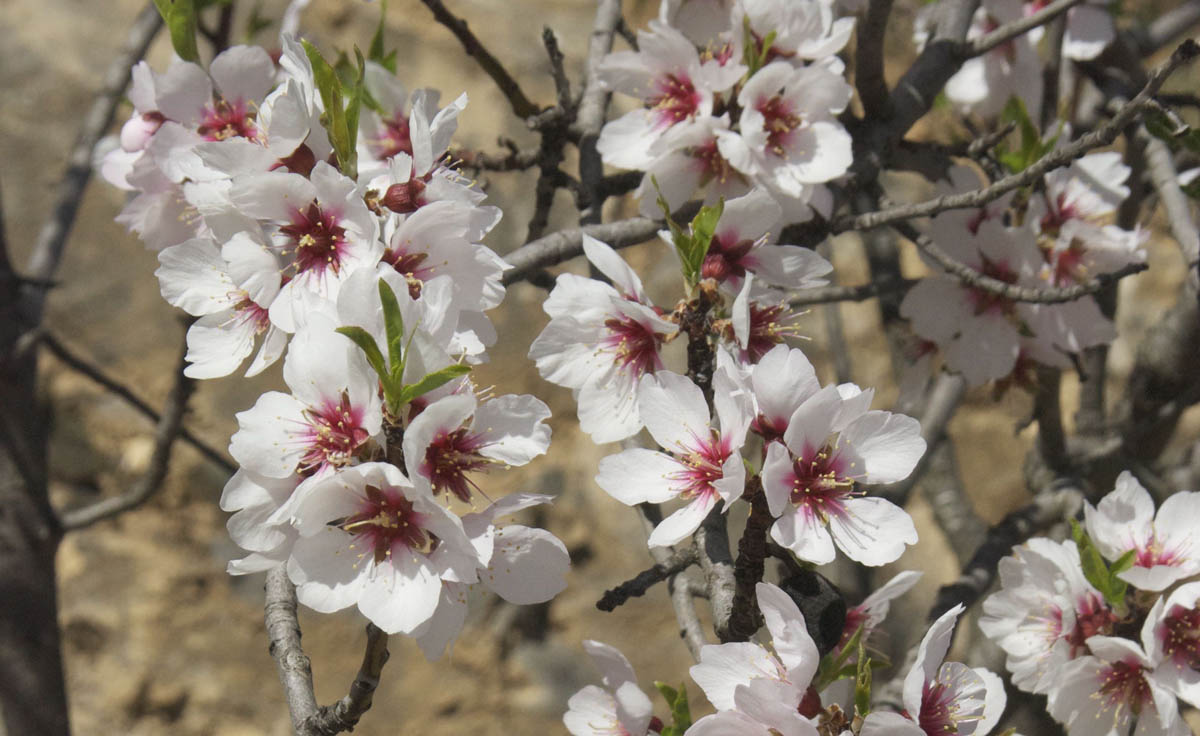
[59,333,194,530]
[963,0,1083,58]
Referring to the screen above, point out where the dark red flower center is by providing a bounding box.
[758,95,803,157]
[423,426,490,503]
[382,247,430,299]
[339,484,431,563]
[964,255,1019,317]
[297,391,369,477]
[376,112,414,160]
[1161,604,1200,669]
[1097,659,1152,715]
[789,442,857,519]
[601,316,665,376]
[650,73,701,128]
[1066,591,1117,658]
[279,201,349,277]
[701,235,756,282]
[198,97,259,142]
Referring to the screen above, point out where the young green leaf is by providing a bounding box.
[336,326,389,387]
[654,681,692,736]
[303,40,359,179]
[1070,519,1127,608]
[677,199,724,289]
[369,0,398,73]
[854,638,872,718]
[376,278,407,382]
[395,364,473,407]
[153,0,200,63]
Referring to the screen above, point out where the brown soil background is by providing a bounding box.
[2,1,1199,734]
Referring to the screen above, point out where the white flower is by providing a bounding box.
[979,537,1116,694]
[718,61,853,199]
[155,233,286,378]
[1142,582,1200,708]
[595,369,752,547]
[564,641,656,736]
[1084,471,1200,592]
[733,0,855,63]
[761,384,923,566]
[528,236,678,443]
[1048,636,1186,736]
[634,115,752,218]
[228,324,382,484]
[860,604,1006,736]
[597,21,745,170]
[402,390,552,504]
[687,582,821,735]
[285,462,477,635]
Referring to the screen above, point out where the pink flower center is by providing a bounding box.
[423,426,490,503]
[231,296,271,334]
[1161,604,1200,669]
[197,98,259,142]
[689,138,741,188]
[918,680,969,735]
[741,302,802,363]
[757,95,803,157]
[339,484,431,564]
[297,391,369,477]
[601,316,666,376]
[382,246,430,299]
[1066,592,1117,658]
[964,255,1019,316]
[1134,535,1182,569]
[788,442,857,520]
[666,429,732,501]
[1097,659,1152,716]
[376,112,414,160]
[650,74,701,128]
[279,201,349,277]
[701,235,756,282]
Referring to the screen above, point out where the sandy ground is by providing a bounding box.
[3,1,1199,734]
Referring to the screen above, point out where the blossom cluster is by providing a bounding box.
[981,471,1200,735]
[566,578,1010,736]
[100,37,569,656]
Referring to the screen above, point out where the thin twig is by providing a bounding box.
[893,219,1149,304]
[963,0,1084,58]
[418,0,539,119]
[22,3,162,323]
[39,331,234,474]
[789,278,917,307]
[838,39,1200,234]
[59,333,194,530]
[542,27,572,112]
[304,625,391,735]
[576,0,623,227]
[639,504,707,660]
[596,547,699,611]
[1033,367,1070,474]
[265,566,320,732]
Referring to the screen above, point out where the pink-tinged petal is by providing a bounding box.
[582,235,648,303]
[412,585,469,661]
[596,109,660,169]
[901,277,969,344]
[230,391,308,477]
[155,60,212,125]
[750,244,832,290]
[481,524,569,604]
[838,410,925,484]
[858,570,923,622]
[718,189,781,243]
[358,554,441,634]
[782,384,842,458]
[1087,635,1154,668]
[1152,491,1200,559]
[685,712,774,736]
[859,712,924,736]
[563,685,618,736]
[1119,565,1195,594]
[648,494,715,547]
[757,582,819,684]
[210,45,276,103]
[752,345,819,430]
[904,604,964,716]
[288,530,364,613]
[638,371,711,453]
[596,449,685,505]
[582,640,637,689]
[613,681,653,736]
[832,497,917,566]
[182,311,259,379]
[245,326,287,377]
[733,681,819,736]
[474,394,552,466]
[771,510,836,565]
[156,238,235,315]
[690,641,779,711]
[944,314,1021,387]
[761,440,795,518]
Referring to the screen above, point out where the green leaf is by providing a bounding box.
[1110,548,1136,576]
[654,681,692,736]
[678,199,725,289]
[1145,107,1179,147]
[376,279,406,382]
[153,0,200,63]
[1071,519,1127,608]
[814,622,864,690]
[346,48,366,166]
[854,637,872,717]
[998,96,1047,173]
[395,364,473,407]
[369,0,397,73]
[336,326,389,387]
[303,40,359,179]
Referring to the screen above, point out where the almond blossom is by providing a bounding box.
[1142,582,1200,708]
[1048,636,1187,736]
[528,236,678,443]
[1084,471,1200,592]
[595,369,752,547]
[761,383,923,565]
[979,537,1116,695]
[733,0,856,64]
[687,582,821,735]
[564,640,658,736]
[860,604,1006,736]
[284,461,478,635]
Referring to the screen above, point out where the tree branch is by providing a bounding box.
[596,546,699,611]
[304,624,391,735]
[266,566,321,732]
[838,39,1200,234]
[59,333,194,530]
[576,0,623,226]
[855,0,894,120]
[962,0,1084,58]
[639,504,708,660]
[39,330,234,475]
[418,0,539,119]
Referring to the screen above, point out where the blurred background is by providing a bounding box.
[2,0,1197,733]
